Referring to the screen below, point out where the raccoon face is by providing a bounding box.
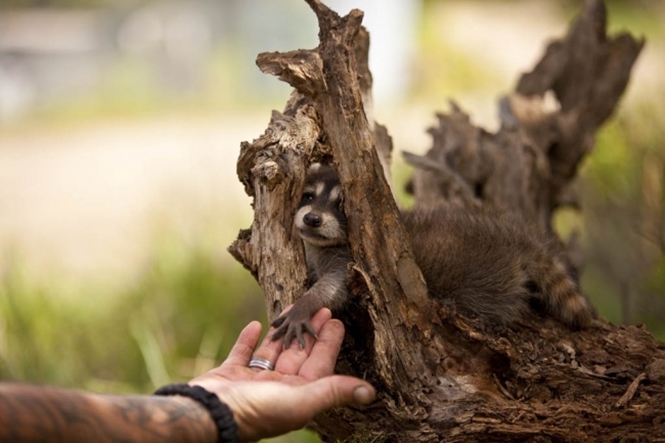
[295,163,347,247]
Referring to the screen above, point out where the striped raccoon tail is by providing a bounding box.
[527,256,595,329]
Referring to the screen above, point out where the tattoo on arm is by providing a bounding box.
[0,383,216,443]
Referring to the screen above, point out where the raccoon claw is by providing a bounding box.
[271,316,286,329]
[270,310,318,349]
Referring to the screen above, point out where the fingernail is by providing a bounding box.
[353,385,376,405]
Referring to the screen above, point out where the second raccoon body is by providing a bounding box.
[271,164,595,347]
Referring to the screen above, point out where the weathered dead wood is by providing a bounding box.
[238,1,444,416]
[406,0,645,247]
[230,0,665,442]
[228,104,318,319]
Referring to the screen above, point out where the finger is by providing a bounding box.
[300,322,319,349]
[223,376,375,442]
[273,308,332,375]
[296,375,376,411]
[296,328,306,350]
[219,321,263,368]
[250,306,295,369]
[298,319,345,381]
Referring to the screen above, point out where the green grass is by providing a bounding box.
[1,5,663,442]
[0,231,319,443]
[0,238,263,392]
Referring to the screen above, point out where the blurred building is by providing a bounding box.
[0,9,113,120]
[0,0,420,122]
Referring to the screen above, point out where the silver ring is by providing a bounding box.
[248,357,274,371]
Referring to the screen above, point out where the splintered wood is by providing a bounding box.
[229,0,664,441]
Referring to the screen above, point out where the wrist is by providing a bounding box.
[154,383,240,443]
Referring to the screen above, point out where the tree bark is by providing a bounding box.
[229,0,665,441]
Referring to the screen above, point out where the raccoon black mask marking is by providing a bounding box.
[294,163,347,248]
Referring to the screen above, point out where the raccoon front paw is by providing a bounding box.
[271,306,319,349]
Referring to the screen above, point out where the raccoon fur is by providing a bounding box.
[271,163,595,347]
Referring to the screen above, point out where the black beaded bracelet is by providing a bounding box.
[154,383,240,443]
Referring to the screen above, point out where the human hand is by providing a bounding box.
[189,308,376,443]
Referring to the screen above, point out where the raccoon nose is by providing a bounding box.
[303,213,322,228]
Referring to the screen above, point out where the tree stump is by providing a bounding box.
[229,0,665,441]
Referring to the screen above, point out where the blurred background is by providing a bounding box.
[1,0,663,441]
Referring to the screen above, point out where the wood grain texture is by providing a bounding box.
[230,0,665,441]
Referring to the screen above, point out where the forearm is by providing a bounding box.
[0,383,216,443]
[311,271,350,311]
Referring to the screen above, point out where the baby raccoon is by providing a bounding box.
[271,163,595,348]
[271,163,353,348]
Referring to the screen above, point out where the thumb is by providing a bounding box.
[299,375,376,413]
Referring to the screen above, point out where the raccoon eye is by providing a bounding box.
[301,191,315,203]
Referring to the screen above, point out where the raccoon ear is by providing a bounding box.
[307,163,322,174]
